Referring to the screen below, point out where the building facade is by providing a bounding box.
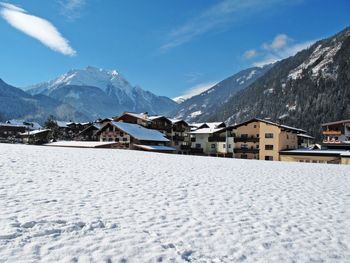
[232,119,305,161]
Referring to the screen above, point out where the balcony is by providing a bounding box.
[173,135,185,141]
[180,144,191,150]
[235,136,259,143]
[191,148,204,154]
[208,136,226,142]
[234,148,259,154]
[322,130,342,135]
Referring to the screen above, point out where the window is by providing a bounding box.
[256,144,259,149]
[122,137,128,142]
[265,145,274,150]
[195,143,201,149]
[241,134,248,139]
[211,144,216,149]
[241,154,248,159]
[228,144,231,148]
[265,133,274,138]
[120,132,124,137]
[256,134,259,138]
[287,134,289,139]
[253,125,257,128]
[115,138,119,142]
[223,144,226,148]
[265,156,273,161]
[241,144,248,149]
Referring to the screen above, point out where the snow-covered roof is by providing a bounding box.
[321,119,350,126]
[123,112,149,121]
[6,120,42,130]
[134,144,176,151]
[0,122,26,128]
[45,141,118,148]
[148,115,165,121]
[233,118,306,133]
[297,134,315,139]
[56,121,68,128]
[190,127,226,135]
[280,149,350,156]
[20,129,50,136]
[110,122,169,142]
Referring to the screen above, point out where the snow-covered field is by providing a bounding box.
[0,144,349,262]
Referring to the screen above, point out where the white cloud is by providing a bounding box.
[247,34,317,67]
[173,81,218,102]
[160,0,301,52]
[243,49,257,59]
[58,0,85,20]
[0,2,76,56]
[263,34,290,50]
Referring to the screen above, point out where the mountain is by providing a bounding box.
[0,79,86,123]
[26,66,177,119]
[170,65,272,122]
[210,26,350,140]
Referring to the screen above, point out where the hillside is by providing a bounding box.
[210,27,350,139]
[170,65,272,122]
[0,79,86,122]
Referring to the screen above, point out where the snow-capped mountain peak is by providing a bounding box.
[28,66,131,94]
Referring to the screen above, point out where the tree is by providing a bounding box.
[44,115,60,141]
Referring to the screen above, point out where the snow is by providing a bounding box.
[189,111,202,118]
[288,42,342,80]
[110,121,169,142]
[0,144,349,262]
[246,70,257,80]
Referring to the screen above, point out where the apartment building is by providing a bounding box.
[190,122,234,156]
[321,119,350,149]
[232,118,306,161]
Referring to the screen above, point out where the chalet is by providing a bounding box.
[20,129,51,144]
[0,123,26,142]
[169,119,191,154]
[232,118,307,161]
[114,112,150,127]
[148,116,172,136]
[97,121,175,153]
[67,122,91,138]
[321,119,350,150]
[190,122,229,155]
[77,123,103,141]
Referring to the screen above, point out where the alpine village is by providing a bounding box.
[1,27,350,165]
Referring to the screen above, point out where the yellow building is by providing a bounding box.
[232,118,306,161]
[280,149,350,165]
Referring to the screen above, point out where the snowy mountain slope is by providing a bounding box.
[0,79,87,122]
[212,26,350,139]
[26,66,177,118]
[1,144,350,262]
[170,65,272,122]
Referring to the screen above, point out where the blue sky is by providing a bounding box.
[0,0,349,99]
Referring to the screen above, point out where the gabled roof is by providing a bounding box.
[321,119,350,126]
[134,144,176,151]
[119,112,149,121]
[232,118,306,133]
[190,127,226,135]
[109,121,169,142]
[20,129,50,136]
[56,121,68,128]
[168,118,189,126]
